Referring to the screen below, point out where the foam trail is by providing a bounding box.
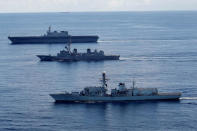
[119,57,131,61]
[180,97,197,100]
[98,40,134,43]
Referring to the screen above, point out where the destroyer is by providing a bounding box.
[50,72,181,102]
[37,38,119,62]
[8,26,99,44]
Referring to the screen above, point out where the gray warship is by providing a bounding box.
[8,26,99,44]
[50,72,181,102]
[37,38,120,62]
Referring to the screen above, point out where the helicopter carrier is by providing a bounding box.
[50,72,181,102]
[8,27,99,44]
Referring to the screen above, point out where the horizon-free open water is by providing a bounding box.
[0,11,197,130]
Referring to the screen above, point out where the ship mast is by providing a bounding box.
[48,26,51,33]
[65,35,72,53]
[102,72,108,89]
[131,78,136,96]
[132,79,136,89]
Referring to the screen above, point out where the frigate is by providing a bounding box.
[8,26,99,44]
[50,72,181,102]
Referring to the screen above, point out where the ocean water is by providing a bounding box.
[0,11,197,130]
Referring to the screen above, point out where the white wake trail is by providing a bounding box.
[180,97,197,100]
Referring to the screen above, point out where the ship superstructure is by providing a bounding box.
[50,72,181,102]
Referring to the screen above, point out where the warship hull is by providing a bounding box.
[37,55,120,61]
[50,93,181,102]
[8,36,99,44]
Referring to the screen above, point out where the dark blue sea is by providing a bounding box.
[1,11,197,131]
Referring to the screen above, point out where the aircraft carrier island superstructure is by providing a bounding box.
[50,72,181,102]
[8,27,99,44]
